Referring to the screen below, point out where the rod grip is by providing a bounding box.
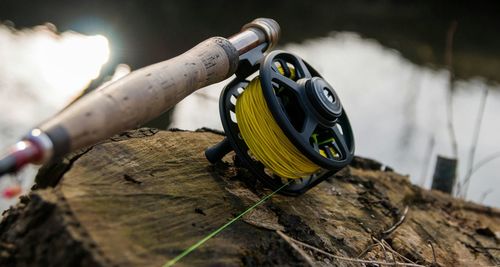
[39,37,239,156]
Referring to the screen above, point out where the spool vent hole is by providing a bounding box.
[230,95,237,105]
[336,124,344,135]
[230,110,237,123]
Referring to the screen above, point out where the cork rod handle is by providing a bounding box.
[31,18,280,160]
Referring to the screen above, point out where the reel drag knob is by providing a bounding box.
[305,77,343,124]
[206,51,355,195]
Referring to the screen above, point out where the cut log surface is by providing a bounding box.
[0,129,499,267]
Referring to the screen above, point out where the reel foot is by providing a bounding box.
[205,138,233,164]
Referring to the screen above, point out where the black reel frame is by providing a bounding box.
[205,45,355,195]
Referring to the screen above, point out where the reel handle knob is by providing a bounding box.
[205,138,233,164]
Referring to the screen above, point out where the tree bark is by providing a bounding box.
[0,128,498,266]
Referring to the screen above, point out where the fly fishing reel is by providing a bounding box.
[206,49,355,195]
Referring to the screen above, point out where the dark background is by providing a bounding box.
[2,0,499,83]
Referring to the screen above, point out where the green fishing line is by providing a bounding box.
[163,181,291,267]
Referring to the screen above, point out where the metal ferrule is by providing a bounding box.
[229,18,281,55]
[24,129,54,164]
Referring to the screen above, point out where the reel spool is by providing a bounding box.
[206,50,355,195]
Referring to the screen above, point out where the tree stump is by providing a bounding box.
[0,129,498,266]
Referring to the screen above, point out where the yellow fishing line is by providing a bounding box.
[235,67,321,179]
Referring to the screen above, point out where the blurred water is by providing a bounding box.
[171,32,500,207]
[0,24,109,210]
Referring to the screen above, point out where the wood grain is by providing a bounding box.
[1,129,498,266]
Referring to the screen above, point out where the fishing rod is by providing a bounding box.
[0,18,279,177]
[0,17,355,198]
